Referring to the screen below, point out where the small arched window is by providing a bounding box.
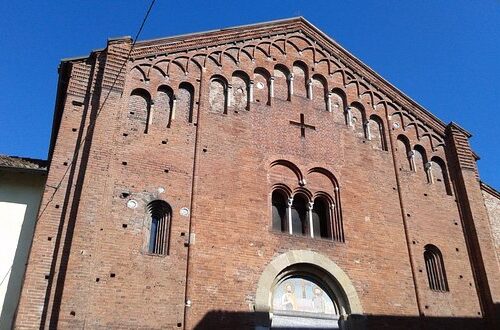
[396,135,412,170]
[209,77,227,114]
[368,115,387,151]
[147,200,172,255]
[291,194,308,236]
[272,189,288,232]
[178,82,195,123]
[424,245,449,292]
[128,88,152,133]
[312,196,332,239]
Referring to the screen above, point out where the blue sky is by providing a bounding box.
[0,0,498,188]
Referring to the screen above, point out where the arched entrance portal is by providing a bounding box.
[255,250,363,329]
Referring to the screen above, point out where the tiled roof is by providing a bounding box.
[0,155,48,171]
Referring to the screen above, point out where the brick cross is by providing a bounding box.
[290,113,316,138]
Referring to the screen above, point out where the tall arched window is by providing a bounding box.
[413,145,429,183]
[292,61,308,98]
[272,189,288,232]
[156,85,174,128]
[430,156,452,195]
[291,194,308,236]
[254,67,270,105]
[273,64,290,101]
[147,200,172,255]
[368,115,387,151]
[312,196,332,239]
[128,88,151,134]
[209,77,227,114]
[424,245,449,292]
[232,71,249,111]
[396,135,412,170]
[178,82,195,123]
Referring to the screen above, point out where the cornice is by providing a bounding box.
[481,181,500,200]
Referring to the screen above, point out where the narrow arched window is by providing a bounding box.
[128,88,151,134]
[291,194,308,236]
[147,200,172,255]
[209,77,227,114]
[273,64,290,101]
[178,82,195,123]
[430,156,452,195]
[424,245,449,292]
[368,115,387,151]
[232,71,249,111]
[414,145,429,183]
[396,135,412,170]
[312,197,332,239]
[254,67,271,105]
[272,189,288,232]
[156,85,174,128]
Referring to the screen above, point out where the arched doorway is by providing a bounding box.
[255,251,363,329]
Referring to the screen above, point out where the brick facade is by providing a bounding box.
[14,18,499,329]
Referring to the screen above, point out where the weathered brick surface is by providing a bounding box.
[14,18,499,329]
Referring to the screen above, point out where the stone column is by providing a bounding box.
[269,77,275,99]
[288,73,294,99]
[249,80,254,103]
[287,197,293,235]
[226,84,232,108]
[425,161,433,183]
[308,202,314,238]
[327,93,332,112]
[307,78,313,100]
[345,106,353,127]
[171,98,177,120]
[408,150,416,172]
[365,119,371,140]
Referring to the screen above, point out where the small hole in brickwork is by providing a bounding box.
[129,111,135,115]
[418,269,422,272]
[110,273,116,278]
[70,311,76,316]
[469,282,472,287]
[459,275,463,279]
[454,222,458,226]
[55,204,60,209]
[177,323,182,327]
[399,167,402,171]
[193,123,198,126]
[96,278,100,282]
[203,148,207,153]
[161,140,167,144]
[122,161,128,166]
[362,140,366,143]
[424,193,428,196]
[392,187,396,190]
[48,237,52,241]
[72,100,84,107]
[63,162,68,166]
[406,214,411,217]
[45,275,50,280]
[122,224,128,228]
[123,133,128,137]
[477,312,481,315]
[234,110,238,113]
[256,99,260,103]
[72,128,77,132]
[120,192,130,199]
[100,228,103,231]
[164,169,169,173]
[456,248,459,252]
[424,305,429,309]
[412,240,416,245]
[180,232,185,236]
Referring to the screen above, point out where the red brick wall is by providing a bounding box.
[15,19,498,329]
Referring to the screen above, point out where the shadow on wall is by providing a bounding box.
[193,310,490,330]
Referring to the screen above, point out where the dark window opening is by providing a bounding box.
[147,200,172,255]
[291,194,308,236]
[272,190,288,232]
[312,197,331,239]
[424,244,449,292]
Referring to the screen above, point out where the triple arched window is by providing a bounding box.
[272,188,344,242]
